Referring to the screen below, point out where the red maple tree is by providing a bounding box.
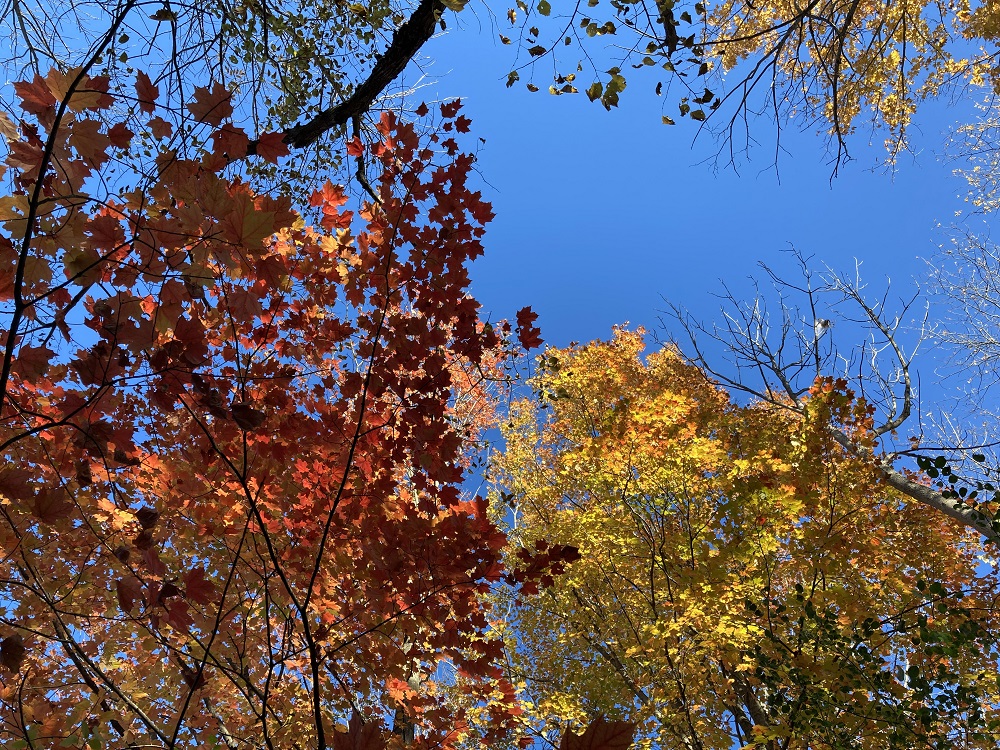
[0,67,558,749]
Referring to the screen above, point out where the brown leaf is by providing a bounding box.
[183,567,217,605]
[116,575,145,614]
[0,467,33,502]
[135,71,159,113]
[33,487,73,524]
[187,82,233,126]
[333,712,386,750]
[134,506,159,529]
[133,529,155,550]
[0,634,25,671]
[231,402,266,431]
[75,460,92,487]
[560,719,635,750]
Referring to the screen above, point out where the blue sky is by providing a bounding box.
[420,19,981,356]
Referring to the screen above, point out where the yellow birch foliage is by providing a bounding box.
[490,328,1000,749]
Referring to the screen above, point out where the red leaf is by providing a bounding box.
[13,74,56,117]
[515,306,543,350]
[33,487,73,524]
[134,506,159,529]
[255,131,289,164]
[183,566,217,605]
[164,599,194,631]
[414,102,429,117]
[346,137,364,157]
[560,719,636,750]
[187,82,233,126]
[332,712,386,750]
[440,100,463,119]
[455,115,472,133]
[231,402,266,431]
[0,468,32,502]
[0,634,25,671]
[107,122,134,149]
[211,124,249,158]
[14,344,54,380]
[135,71,159,113]
[116,575,145,614]
[149,116,172,140]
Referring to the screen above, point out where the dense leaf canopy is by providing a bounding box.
[491,330,1000,749]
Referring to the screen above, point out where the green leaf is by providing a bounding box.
[506,71,520,87]
[538,0,551,15]
[586,82,603,101]
[662,115,675,124]
[528,45,547,56]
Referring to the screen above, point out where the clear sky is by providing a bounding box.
[418,16,981,360]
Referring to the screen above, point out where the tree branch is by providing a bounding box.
[258,0,444,151]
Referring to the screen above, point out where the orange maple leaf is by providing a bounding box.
[254,131,290,164]
[135,71,159,113]
[187,82,234,126]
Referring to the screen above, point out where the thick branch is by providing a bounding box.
[878,460,1000,544]
[276,0,443,150]
[827,428,1000,545]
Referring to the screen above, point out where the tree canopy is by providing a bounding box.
[0,65,565,748]
[491,329,1000,749]
[1,0,1000,748]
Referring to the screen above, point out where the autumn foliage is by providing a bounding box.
[491,329,1000,749]
[0,67,545,749]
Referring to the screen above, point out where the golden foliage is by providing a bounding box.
[490,328,1000,749]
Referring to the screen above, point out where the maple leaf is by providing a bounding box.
[148,116,173,139]
[440,100,463,119]
[135,71,159,113]
[231,402,266,431]
[0,467,33,503]
[0,111,19,142]
[116,575,145,614]
[220,191,276,248]
[13,74,56,117]
[254,131,290,163]
[134,506,159,529]
[15,344,54,379]
[33,487,74,524]
[333,712,386,750]
[164,599,195,631]
[183,566,217,605]
[211,124,249,158]
[69,118,111,168]
[187,82,234,126]
[45,68,113,111]
[107,121,134,149]
[0,634,25,672]
[560,719,635,750]
[515,306,543,350]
